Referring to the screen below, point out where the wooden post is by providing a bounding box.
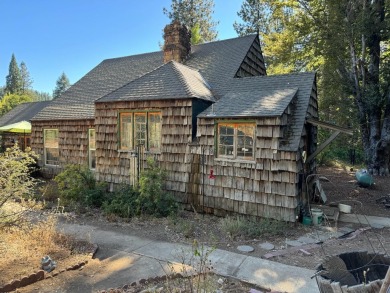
[380,266,390,293]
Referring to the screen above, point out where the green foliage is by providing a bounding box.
[219,215,286,239]
[163,0,218,43]
[103,158,178,219]
[0,145,38,229]
[5,54,22,94]
[138,157,178,217]
[0,93,33,116]
[190,23,202,45]
[102,185,138,219]
[53,72,70,99]
[19,62,33,93]
[54,164,107,208]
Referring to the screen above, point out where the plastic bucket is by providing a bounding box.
[311,208,323,225]
[302,216,312,226]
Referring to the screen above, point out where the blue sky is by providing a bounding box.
[0,0,243,95]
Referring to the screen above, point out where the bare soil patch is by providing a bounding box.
[0,214,94,288]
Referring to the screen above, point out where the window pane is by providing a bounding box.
[120,113,132,149]
[135,113,146,146]
[89,129,96,169]
[237,125,254,159]
[89,150,96,169]
[89,129,96,150]
[218,124,234,157]
[44,129,59,165]
[44,129,58,148]
[148,113,161,151]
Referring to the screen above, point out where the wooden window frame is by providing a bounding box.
[88,129,96,170]
[217,122,255,161]
[43,129,59,166]
[119,111,162,152]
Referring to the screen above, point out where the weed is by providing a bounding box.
[219,215,247,239]
[220,215,286,239]
[162,239,216,292]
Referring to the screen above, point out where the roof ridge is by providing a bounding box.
[97,62,169,102]
[171,61,200,97]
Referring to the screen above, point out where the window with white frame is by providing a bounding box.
[119,111,162,151]
[44,129,59,165]
[218,123,255,160]
[89,129,96,169]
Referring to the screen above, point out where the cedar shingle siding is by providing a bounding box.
[30,30,318,221]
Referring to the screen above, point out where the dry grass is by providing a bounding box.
[0,215,90,286]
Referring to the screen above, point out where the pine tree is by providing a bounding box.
[5,54,22,94]
[20,62,33,93]
[163,0,218,43]
[53,72,70,99]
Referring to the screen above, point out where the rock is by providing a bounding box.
[297,236,317,244]
[258,242,275,250]
[237,245,254,252]
[285,240,303,247]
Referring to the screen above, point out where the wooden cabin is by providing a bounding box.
[31,22,318,221]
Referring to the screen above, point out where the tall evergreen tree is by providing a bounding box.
[19,62,33,93]
[233,0,318,74]
[53,72,70,99]
[234,0,390,174]
[163,0,218,43]
[5,54,22,94]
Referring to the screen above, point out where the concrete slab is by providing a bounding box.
[208,249,248,276]
[339,214,390,227]
[297,236,317,244]
[56,220,322,292]
[234,256,319,293]
[258,242,275,250]
[237,245,255,252]
[286,240,303,247]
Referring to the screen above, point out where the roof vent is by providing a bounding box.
[163,21,191,64]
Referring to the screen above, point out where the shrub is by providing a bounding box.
[0,145,38,229]
[102,157,178,219]
[102,184,138,219]
[54,164,107,208]
[138,157,178,217]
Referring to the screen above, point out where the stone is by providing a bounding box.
[258,242,275,250]
[237,245,255,252]
[285,240,303,247]
[338,227,354,234]
[297,236,317,244]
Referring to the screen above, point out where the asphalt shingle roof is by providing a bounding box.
[0,101,51,126]
[33,34,257,120]
[199,88,298,118]
[199,72,316,151]
[98,61,214,102]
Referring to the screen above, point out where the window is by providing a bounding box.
[89,129,96,169]
[119,111,162,151]
[44,129,59,165]
[218,123,255,160]
[148,112,162,152]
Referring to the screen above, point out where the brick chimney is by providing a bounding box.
[163,21,191,63]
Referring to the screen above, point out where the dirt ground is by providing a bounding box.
[4,166,390,292]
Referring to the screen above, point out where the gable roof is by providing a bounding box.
[199,72,316,152]
[98,61,214,102]
[33,34,258,121]
[0,101,51,126]
[199,88,298,118]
